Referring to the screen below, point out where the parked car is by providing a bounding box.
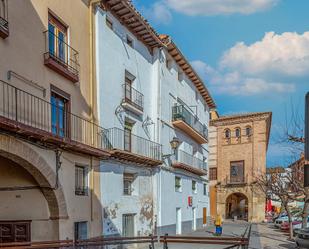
[293,217,309,236]
[280,221,302,231]
[295,228,309,248]
[274,216,289,228]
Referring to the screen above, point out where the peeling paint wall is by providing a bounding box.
[100,162,155,236]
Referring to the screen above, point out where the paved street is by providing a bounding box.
[130,221,297,249]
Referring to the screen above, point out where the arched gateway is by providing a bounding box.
[0,135,68,242]
[225,193,248,221]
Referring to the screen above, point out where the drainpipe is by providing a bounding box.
[156,47,163,234]
[89,0,101,236]
[89,0,101,125]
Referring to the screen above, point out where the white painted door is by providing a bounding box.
[192,207,196,231]
[176,208,182,234]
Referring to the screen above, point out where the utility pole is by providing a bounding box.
[305,92,309,187]
[302,92,309,229]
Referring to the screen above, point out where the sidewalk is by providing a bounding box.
[249,223,297,249]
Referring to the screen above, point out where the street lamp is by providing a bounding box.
[162,137,180,159]
[170,137,180,151]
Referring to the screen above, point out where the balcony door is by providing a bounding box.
[230,161,244,183]
[48,13,67,63]
[124,119,133,152]
[51,86,70,138]
[125,75,133,102]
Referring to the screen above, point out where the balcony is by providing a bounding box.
[121,83,144,115]
[172,150,207,176]
[224,174,248,186]
[102,127,162,166]
[0,80,109,158]
[44,30,79,83]
[172,105,208,144]
[0,15,9,39]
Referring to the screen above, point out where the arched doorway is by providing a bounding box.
[0,135,68,242]
[226,193,248,221]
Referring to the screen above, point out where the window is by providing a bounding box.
[0,0,7,21]
[124,118,134,152]
[178,71,183,82]
[209,168,217,181]
[235,128,241,138]
[48,12,68,63]
[124,71,135,103]
[126,35,134,48]
[106,17,113,29]
[122,214,135,237]
[175,176,182,192]
[224,129,231,139]
[166,58,172,70]
[75,165,88,196]
[203,183,207,196]
[74,222,88,240]
[202,157,208,171]
[123,173,134,195]
[230,161,245,183]
[192,180,197,193]
[245,126,252,136]
[51,86,70,137]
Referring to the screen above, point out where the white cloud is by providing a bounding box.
[192,60,295,96]
[165,0,278,16]
[220,31,309,77]
[142,2,172,25]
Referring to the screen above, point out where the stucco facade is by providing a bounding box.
[209,112,272,222]
[154,44,212,235]
[0,0,103,242]
[94,1,214,236]
[95,5,160,237]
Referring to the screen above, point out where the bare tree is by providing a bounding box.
[255,170,303,239]
[274,101,307,228]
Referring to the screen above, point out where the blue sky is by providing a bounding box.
[134,0,308,167]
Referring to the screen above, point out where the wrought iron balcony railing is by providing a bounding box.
[44,30,79,82]
[225,174,248,185]
[122,83,144,112]
[176,150,207,171]
[102,127,162,161]
[0,15,9,38]
[172,105,208,141]
[0,80,107,152]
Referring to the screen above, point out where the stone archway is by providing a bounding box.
[225,192,248,221]
[0,134,68,220]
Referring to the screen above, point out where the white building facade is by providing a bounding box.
[94,0,216,237]
[154,36,215,235]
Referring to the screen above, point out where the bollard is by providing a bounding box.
[163,233,168,249]
[149,234,155,249]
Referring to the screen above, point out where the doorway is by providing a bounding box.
[176,208,181,234]
[225,193,248,220]
[122,214,135,237]
[192,207,196,231]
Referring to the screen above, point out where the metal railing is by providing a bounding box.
[0,16,8,34]
[0,80,107,150]
[75,186,89,196]
[172,105,208,140]
[44,30,79,77]
[102,127,162,161]
[123,83,144,111]
[0,224,252,248]
[225,174,248,185]
[176,150,207,171]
